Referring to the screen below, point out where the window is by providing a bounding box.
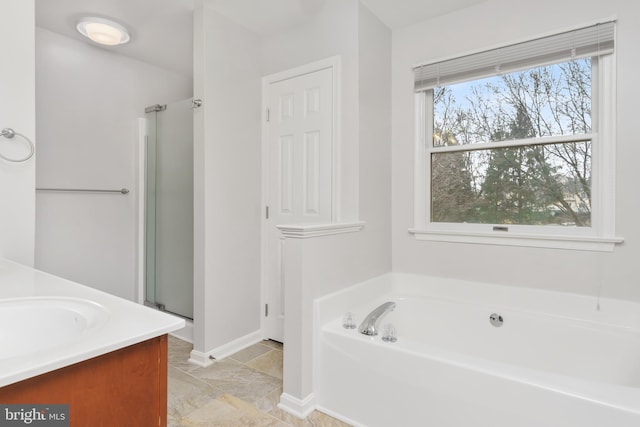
[411,22,622,251]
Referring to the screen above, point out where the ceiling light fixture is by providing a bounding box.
[76,17,130,46]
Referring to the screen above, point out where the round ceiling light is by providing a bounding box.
[77,17,130,46]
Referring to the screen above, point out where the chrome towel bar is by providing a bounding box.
[36,188,130,194]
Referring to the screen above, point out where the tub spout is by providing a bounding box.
[358,301,396,336]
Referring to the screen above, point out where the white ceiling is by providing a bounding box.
[361,0,486,29]
[36,0,195,78]
[35,0,486,79]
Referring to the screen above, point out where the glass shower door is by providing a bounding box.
[145,98,194,319]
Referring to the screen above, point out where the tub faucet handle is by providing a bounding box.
[343,312,356,329]
[382,323,397,343]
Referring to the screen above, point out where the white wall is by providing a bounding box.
[261,0,360,221]
[35,28,192,300]
[358,2,392,270]
[193,3,262,355]
[192,0,391,405]
[0,0,35,266]
[392,0,640,300]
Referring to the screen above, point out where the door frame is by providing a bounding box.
[260,56,341,340]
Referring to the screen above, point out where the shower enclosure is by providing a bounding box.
[144,98,193,319]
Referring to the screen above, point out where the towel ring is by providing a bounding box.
[0,128,35,163]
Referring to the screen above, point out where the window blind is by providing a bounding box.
[414,21,615,91]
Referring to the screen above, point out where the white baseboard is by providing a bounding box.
[188,349,214,367]
[188,329,263,367]
[277,392,316,419]
[314,405,362,427]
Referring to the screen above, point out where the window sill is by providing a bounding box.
[277,222,365,239]
[408,228,624,252]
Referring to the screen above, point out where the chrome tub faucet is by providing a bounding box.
[358,301,396,336]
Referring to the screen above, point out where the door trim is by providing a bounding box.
[136,118,146,305]
[260,56,341,340]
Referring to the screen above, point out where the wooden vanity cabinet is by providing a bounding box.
[0,335,168,427]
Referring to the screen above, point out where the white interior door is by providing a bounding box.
[264,66,334,342]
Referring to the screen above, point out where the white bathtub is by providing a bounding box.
[314,273,640,427]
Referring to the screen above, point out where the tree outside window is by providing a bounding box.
[430,58,592,227]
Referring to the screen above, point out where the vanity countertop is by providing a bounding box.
[0,258,185,387]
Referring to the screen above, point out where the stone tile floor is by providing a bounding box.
[167,336,352,427]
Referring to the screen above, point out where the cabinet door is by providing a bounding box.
[0,335,168,427]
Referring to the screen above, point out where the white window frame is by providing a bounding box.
[410,38,623,252]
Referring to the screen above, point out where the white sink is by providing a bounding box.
[0,297,109,360]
